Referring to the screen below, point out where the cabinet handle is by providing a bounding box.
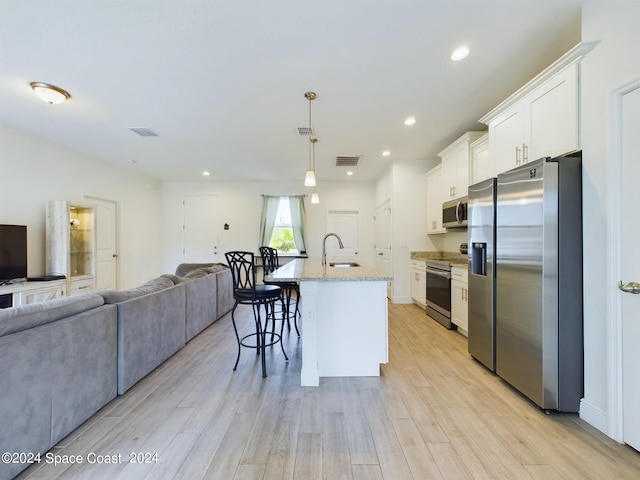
[523,143,528,163]
[515,146,521,165]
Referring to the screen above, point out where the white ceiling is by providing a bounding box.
[0,0,583,183]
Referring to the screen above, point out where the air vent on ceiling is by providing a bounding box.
[296,126,314,136]
[335,155,361,167]
[129,127,158,137]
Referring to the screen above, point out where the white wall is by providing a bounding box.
[579,0,640,437]
[375,159,446,303]
[161,180,375,273]
[0,124,164,289]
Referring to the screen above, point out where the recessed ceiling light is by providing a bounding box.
[451,46,470,61]
[404,117,416,126]
[347,171,354,176]
[382,150,391,157]
[202,171,210,176]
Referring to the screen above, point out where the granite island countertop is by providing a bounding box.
[265,258,392,282]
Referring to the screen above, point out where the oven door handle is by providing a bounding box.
[426,269,451,279]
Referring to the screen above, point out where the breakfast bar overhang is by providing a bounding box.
[266,259,391,387]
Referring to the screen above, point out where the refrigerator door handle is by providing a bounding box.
[619,281,640,294]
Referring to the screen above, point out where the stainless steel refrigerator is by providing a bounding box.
[495,155,583,412]
[468,177,497,372]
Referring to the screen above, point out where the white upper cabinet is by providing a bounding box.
[438,131,485,199]
[470,133,490,186]
[425,165,447,234]
[527,65,579,160]
[480,43,592,179]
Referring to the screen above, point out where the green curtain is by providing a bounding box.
[259,195,280,248]
[289,195,307,252]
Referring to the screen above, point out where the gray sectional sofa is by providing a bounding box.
[0,263,232,480]
[0,294,118,480]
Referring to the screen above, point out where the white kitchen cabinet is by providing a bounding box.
[425,165,447,234]
[411,260,426,307]
[46,201,96,296]
[451,266,468,336]
[438,131,485,199]
[481,44,589,176]
[470,133,491,185]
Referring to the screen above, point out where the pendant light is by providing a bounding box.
[303,91,317,186]
[309,138,320,203]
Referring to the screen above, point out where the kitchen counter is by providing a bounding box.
[450,262,468,269]
[267,259,390,386]
[265,258,392,282]
[411,250,468,263]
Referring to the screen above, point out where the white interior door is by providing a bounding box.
[374,200,392,298]
[326,210,359,260]
[620,83,640,451]
[85,197,118,290]
[183,195,219,263]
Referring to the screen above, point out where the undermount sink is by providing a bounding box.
[329,262,360,267]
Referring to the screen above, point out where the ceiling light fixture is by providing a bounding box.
[303,91,317,187]
[382,150,391,157]
[202,171,210,176]
[347,171,353,176]
[404,116,416,126]
[451,46,470,61]
[311,190,320,204]
[30,82,71,104]
[305,137,319,188]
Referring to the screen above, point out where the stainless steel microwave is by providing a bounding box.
[442,196,468,228]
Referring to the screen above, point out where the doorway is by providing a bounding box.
[374,199,392,299]
[182,195,220,263]
[84,196,119,290]
[610,78,640,450]
[326,210,359,260]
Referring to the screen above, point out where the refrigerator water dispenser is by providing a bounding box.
[471,242,487,276]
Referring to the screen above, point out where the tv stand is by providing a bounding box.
[0,279,66,308]
[27,274,66,282]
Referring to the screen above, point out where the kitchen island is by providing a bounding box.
[266,259,391,386]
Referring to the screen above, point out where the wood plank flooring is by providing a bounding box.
[17,302,640,479]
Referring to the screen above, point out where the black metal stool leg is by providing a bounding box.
[231,302,242,371]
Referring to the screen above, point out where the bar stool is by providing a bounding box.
[259,246,300,336]
[225,251,288,378]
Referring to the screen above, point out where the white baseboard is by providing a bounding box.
[392,295,415,304]
[580,398,609,437]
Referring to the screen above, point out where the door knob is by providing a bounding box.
[112,254,119,258]
[618,281,640,294]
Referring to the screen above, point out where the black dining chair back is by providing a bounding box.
[224,251,288,377]
[259,246,301,336]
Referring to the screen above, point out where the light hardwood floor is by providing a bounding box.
[18,302,640,480]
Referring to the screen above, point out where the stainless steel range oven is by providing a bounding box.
[425,259,453,329]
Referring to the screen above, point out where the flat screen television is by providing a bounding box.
[0,225,27,284]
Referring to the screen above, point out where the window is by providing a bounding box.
[269,197,298,253]
[259,195,307,254]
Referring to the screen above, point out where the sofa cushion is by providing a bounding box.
[161,273,185,285]
[0,293,104,338]
[175,263,214,277]
[183,267,212,280]
[99,276,175,304]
